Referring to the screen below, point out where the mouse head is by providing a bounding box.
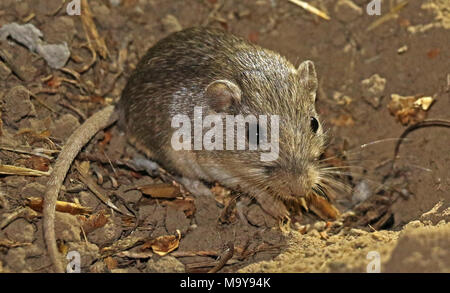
[202,58,329,202]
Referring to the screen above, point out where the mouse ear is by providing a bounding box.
[205,80,241,112]
[297,60,318,98]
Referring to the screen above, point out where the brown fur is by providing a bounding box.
[118,27,327,218]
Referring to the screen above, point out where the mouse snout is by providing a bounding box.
[280,167,317,198]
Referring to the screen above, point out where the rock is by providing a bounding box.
[50,113,80,141]
[162,14,182,34]
[0,22,70,69]
[146,256,185,273]
[21,182,46,199]
[40,16,77,45]
[361,74,386,108]
[78,191,101,208]
[334,0,363,23]
[3,176,27,188]
[87,218,122,246]
[3,219,35,243]
[4,248,29,272]
[55,212,81,242]
[1,86,36,124]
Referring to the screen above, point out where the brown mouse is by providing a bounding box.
[43,27,338,272]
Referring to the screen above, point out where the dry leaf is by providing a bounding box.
[138,183,181,199]
[26,197,92,215]
[104,257,118,270]
[413,96,434,111]
[79,209,109,234]
[25,156,50,172]
[141,230,181,256]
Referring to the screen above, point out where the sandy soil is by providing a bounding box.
[0,0,448,273]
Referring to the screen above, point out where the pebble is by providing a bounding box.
[162,14,182,34]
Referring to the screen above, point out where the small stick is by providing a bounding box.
[391,119,450,171]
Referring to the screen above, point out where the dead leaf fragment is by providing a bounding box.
[138,183,181,199]
[413,96,434,111]
[141,230,181,256]
[306,193,340,221]
[79,209,109,234]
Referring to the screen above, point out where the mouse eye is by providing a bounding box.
[310,117,319,133]
[246,123,260,146]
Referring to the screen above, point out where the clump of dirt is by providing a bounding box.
[0,0,449,273]
[240,202,450,273]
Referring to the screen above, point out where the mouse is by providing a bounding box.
[43,27,339,272]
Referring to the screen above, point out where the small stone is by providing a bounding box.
[4,248,29,272]
[87,218,122,246]
[1,86,36,124]
[162,14,182,34]
[361,74,386,108]
[334,0,363,23]
[3,219,35,243]
[146,256,185,273]
[21,182,46,199]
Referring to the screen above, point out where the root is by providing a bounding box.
[43,105,117,273]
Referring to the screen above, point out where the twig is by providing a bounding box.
[391,119,450,171]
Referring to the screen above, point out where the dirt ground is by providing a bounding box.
[0,0,449,273]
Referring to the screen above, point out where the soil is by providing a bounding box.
[0,0,448,273]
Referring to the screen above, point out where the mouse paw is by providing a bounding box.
[256,195,290,221]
